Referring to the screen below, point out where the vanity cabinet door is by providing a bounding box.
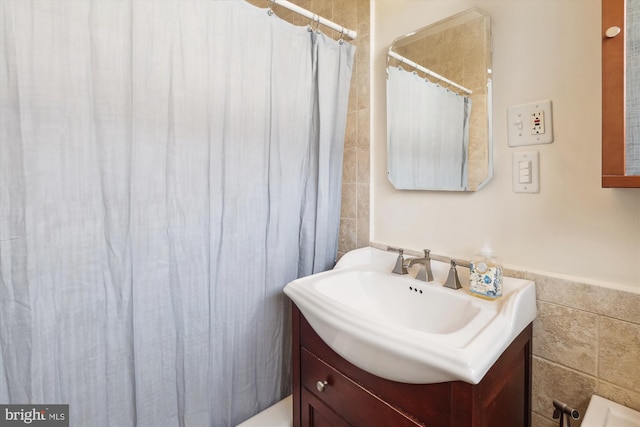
[301,388,350,427]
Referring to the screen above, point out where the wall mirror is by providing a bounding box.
[386,8,492,191]
[602,0,640,187]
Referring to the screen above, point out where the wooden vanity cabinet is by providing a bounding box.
[292,305,532,427]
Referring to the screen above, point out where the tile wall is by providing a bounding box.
[510,270,640,427]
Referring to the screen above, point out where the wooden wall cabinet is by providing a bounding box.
[602,0,640,187]
[292,305,533,427]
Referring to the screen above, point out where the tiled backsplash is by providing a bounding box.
[509,269,640,427]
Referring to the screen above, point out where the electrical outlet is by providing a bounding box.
[508,100,553,146]
[531,111,544,135]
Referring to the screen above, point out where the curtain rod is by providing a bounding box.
[387,50,472,95]
[269,0,357,40]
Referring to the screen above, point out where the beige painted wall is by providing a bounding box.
[372,0,640,290]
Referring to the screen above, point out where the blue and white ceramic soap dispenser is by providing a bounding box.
[469,244,503,299]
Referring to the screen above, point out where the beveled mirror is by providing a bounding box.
[386,8,492,191]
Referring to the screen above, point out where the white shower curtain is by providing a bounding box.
[387,66,471,190]
[0,1,354,426]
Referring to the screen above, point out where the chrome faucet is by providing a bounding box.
[388,247,408,274]
[407,249,434,282]
[444,259,463,290]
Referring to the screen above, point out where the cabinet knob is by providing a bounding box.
[316,380,328,392]
[605,26,621,38]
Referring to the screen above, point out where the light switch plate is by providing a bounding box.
[513,151,539,193]
[508,100,553,146]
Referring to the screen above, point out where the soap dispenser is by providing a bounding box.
[469,244,503,299]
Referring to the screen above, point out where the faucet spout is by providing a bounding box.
[407,249,434,282]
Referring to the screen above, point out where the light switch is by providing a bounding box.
[519,164,532,184]
[508,100,553,146]
[513,151,539,193]
[519,159,532,170]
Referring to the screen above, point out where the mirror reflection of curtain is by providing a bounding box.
[0,1,354,426]
[386,66,472,190]
[626,0,640,174]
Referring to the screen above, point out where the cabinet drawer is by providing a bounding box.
[301,348,423,427]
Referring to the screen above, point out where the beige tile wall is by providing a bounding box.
[509,269,640,427]
[244,0,370,260]
[335,0,370,256]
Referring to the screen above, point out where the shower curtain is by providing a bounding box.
[0,1,354,426]
[387,66,471,190]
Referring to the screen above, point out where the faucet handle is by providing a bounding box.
[389,247,408,275]
[444,259,462,290]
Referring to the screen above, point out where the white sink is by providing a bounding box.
[314,270,489,339]
[583,396,640,427]
[283,246,537,384]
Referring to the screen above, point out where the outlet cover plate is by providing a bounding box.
[507,100,553,147]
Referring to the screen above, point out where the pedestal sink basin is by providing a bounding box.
[283,246,537,384]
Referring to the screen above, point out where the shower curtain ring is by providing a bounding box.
[310,14,320,33]
[338,26,345,44]
[266,0,274,15]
